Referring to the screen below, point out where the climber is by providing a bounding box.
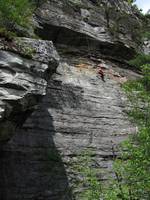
[97,65,105,82]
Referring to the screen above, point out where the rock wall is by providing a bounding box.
[0,0,142,199]
[35,0,141,59]
[0,53,139,199]
[0,38,59,142]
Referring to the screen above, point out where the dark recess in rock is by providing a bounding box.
[35,23,135,60]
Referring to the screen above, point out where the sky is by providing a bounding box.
[135,0,150,13]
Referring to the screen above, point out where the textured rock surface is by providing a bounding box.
[0,38,59,142]
[143,40,150,55]
[35,0,141,59]
[0,0,142,199]
[0,54,138,199]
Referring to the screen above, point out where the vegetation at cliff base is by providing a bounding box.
[71,150,102,200]
[102,60,150,199]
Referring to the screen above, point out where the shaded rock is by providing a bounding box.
[0,1,142,199]
[0,38,60,142]
[0,54,137,199]
[35,0,141,59]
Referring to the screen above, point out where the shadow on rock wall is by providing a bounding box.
[0,78,85,200]
[0,107,73,200]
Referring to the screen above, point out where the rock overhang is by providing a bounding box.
[35,0,141,60]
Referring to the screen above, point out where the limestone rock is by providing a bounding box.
[0,54,138,199]
[0,0,142,199]
[35,0,141,59]
[0,38,59,142]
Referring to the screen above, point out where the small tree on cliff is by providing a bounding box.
[126,0,136,4]
[0,0,34,31]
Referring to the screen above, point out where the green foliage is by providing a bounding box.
[103,61,150,199]
[0,0,34,31]
[127,0,136,5]
[14,38,37,58]
[103,126,150,200]
[71,150,102,200]
[142,31,150,40]
[128,54,150,69]
[103,132,150,199]
[139,12,150,40]
[0,27,16,40]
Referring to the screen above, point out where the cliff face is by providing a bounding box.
[0,38,59,142]
[35,0,141,59]
[0,0,142,200]
[1,55,139,199]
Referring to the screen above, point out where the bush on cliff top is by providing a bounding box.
[0,0,34,33]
